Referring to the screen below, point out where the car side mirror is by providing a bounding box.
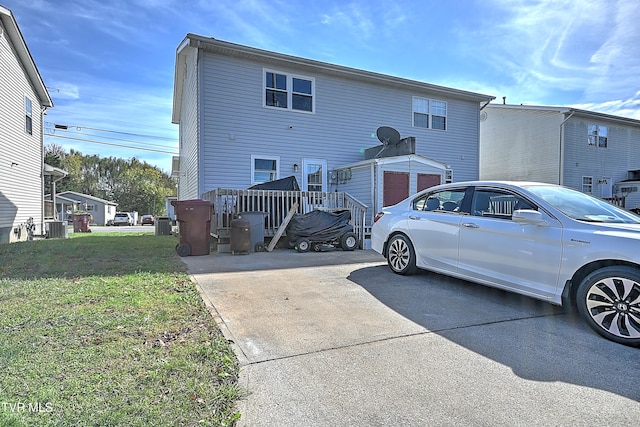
[512,209,547,225]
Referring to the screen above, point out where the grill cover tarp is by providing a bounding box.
[248,176,300,191]
[286,210,353,242]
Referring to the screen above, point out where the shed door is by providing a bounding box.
[383,171,409,207]
[417,174,441,192]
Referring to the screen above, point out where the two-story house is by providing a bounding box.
[480,104,640,210]
[171,34,494,219]
[0,5,54,244]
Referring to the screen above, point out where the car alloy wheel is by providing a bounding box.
[576,266,640,346]
[386,234,417,275]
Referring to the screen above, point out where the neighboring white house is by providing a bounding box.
[480,104,640,210]
[56,191,118,226]
[171,34,495,203]
[0,5,54,244]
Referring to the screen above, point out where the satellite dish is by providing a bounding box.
[376,126,401,146]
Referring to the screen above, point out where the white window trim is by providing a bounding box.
[587,123,608,148]
[582,176,593,194]
[25,96,33,135]
[301,158,327,192]
[412,96,447,131]
[263,68,315,114]
[251,155,280,185]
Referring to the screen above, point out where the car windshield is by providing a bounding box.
[525,185,640,224]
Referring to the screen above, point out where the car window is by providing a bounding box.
[525,185,640,223]
[413,189,466,212]
[471,189,537,220]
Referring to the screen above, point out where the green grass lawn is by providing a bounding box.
[0,232,242,426]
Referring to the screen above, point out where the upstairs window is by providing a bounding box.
[588,124,608,148]
[264,70,314,113]
[25,97,33,135]
[412,97,447,130]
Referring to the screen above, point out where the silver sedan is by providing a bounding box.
[372,181,640,346]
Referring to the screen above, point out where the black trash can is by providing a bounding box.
[155,217,172,236]
[230,217,250,255]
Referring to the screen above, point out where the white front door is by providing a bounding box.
[302,159,327,192]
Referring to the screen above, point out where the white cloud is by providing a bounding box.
[459,0,640,119]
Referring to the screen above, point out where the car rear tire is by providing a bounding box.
[386,234,417,275]
[576,266,640,346]
[340,232,358,251]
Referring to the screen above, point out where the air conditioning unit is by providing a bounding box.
[46,221,68,239]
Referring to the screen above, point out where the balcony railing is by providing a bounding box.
[202,189,368,247]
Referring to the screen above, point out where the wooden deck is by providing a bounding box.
[202,189,368,247]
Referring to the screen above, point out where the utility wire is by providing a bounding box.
[47,128,177,149]
[46,122,177,142]
[45,134,179,155]
[45,108,177,133]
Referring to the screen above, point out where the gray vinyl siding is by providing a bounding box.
[480,107,562,183]
[178,47,200,199]
[0,20,44,238]
[562,117,640,197]
[198,51,482,192]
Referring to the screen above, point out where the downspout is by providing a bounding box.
[40,106,47,235]
[480,100,492,111]
[559,111,575,186]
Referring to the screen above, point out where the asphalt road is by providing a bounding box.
[183,249,640,427]
[77,225,156,233]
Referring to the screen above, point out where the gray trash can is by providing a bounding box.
[155,216,172,236]
[238,211,267,252]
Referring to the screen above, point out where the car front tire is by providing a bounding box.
[576,266,640,346]
[386,234,417,275]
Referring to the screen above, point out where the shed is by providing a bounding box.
[334,154,450,227]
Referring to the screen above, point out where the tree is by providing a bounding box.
[45,144,176,215]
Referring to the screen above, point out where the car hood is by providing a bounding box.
[587,221,640,239]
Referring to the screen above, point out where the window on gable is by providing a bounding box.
[251,155,279,184]
[412,97,447,130]
[588,124,608,148]
[25,97,33,135]
[264,70,314,113]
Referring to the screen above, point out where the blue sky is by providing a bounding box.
[6,0,639,173]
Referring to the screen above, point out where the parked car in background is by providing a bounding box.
[372,181,640,346]
[141,215,155,225]
[112,212,134,226]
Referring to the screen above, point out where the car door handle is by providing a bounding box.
[462,223,480,228]
[409,215,420,220]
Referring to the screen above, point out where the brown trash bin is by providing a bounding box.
[73,213,92,232]
[170,199,213,256]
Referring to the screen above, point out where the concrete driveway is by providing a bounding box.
[183,249,640,427]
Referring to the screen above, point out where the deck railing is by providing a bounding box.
[202,189,368,247]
